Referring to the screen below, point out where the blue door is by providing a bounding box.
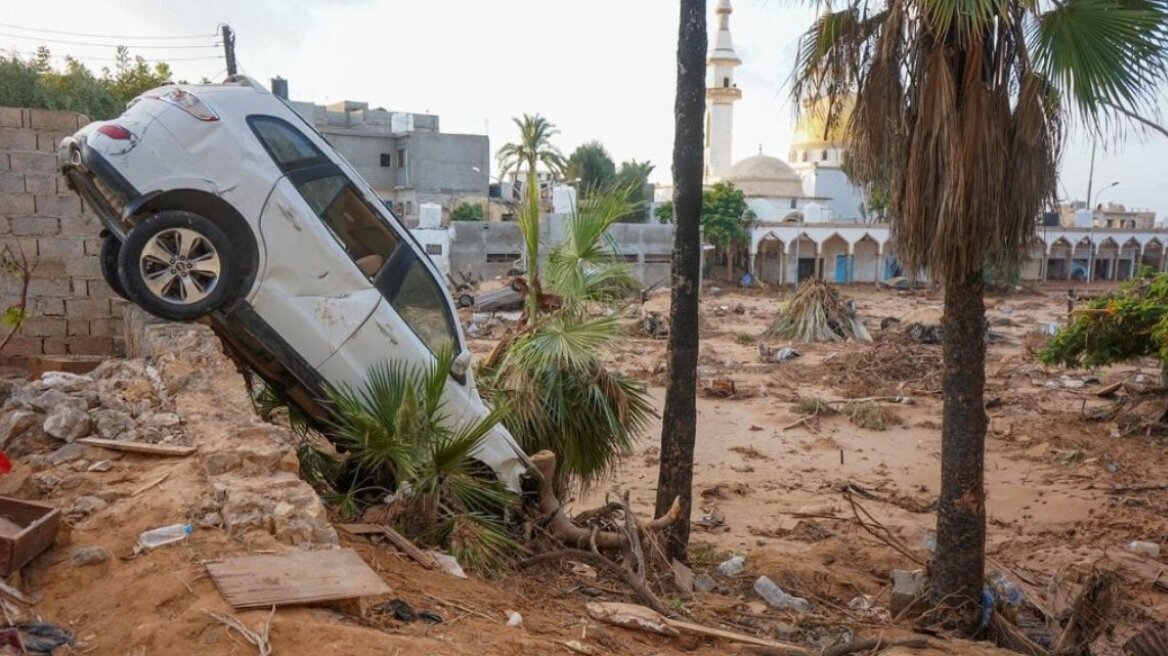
[835,254,848,283]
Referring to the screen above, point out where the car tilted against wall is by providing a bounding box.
[57,76,530,490]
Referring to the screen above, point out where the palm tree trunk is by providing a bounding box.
[655,0,706,561]
[524,166,541,327]
[932,270,988,627]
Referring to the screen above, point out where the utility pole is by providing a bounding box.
[1085,139,1096,209]
[221,25,237,77]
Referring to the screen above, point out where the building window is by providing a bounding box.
[821,149,829,161]
[425,243,442,255]
[405,200,413,216]
[644,254,672,264]
[397,148,407,168]
[380,153,392,167]
[790,199,797,209]
[487,253,521,263]
[801,151,808,162]
[723,77,730,88]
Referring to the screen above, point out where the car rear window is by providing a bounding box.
[248,116,329,172]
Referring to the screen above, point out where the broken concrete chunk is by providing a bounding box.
[38,372,96,395]
[87,460,112,473]
[67,495,107,518]
[694,573,718,593]
[92,409,135,440]
[28,389,88,415]
[47,443,86,466]
[43,407,91,443]
[70,545,111,567]
[890,569,928,616]
[0,410,41,448]
[139,412,181,429]
[585,602,679,637]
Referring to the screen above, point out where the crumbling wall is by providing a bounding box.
[0,106,124,361]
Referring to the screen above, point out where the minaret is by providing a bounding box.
[704,0,742,180]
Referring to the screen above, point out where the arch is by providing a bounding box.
[1046,237,1073,281]
[781,211,803,223]
[853,234,880,283]
[788,232,818,283]
[1117,237,1143,281]
[1143,238,1164,273]
[756,233,786,284]
[820,233,850,283]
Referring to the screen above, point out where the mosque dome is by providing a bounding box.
[723,154,805,198]
[792,95,854,149]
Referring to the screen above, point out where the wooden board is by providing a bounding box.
[338,523,439,569]
[78,438,197,456]
[206,549,390,609]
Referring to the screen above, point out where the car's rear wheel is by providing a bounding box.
[99,234,128,300]
[118,210,238,321]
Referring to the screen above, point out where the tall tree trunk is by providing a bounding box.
[523,166,541,328]
[655,0,707,561]
[932,270,988,628]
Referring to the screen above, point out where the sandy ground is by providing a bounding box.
[4,280,1165,656]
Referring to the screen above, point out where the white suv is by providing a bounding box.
[57,76,529,490]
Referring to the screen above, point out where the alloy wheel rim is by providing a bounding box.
[138,228,221,305]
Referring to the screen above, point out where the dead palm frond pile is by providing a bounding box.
[828,334,944,397]
[764,279,871,343]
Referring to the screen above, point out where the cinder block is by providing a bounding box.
[83,238,104,256]
[33,297,66,316]
[66,320,89,337]
[3,335,42,357]
[36,236,86,259]
[87,317,122,337]
[27,110,80,132]
[0,173,24,194]
[34,194,81,218]
[10,216,58,236]
[64,257,103,279]
[23,175,55,194]
[27,278,70,297]
[65,297,111,318]
[0,194,35,215]
[8,151,56,174]
[66,336,114,356]
[36,132,64,152]
[20,317,67,338]
[0,153,8,171]
[0,129,37,151]
[57,214,101,237]
[41,337,68,355]
[0,108,23,129]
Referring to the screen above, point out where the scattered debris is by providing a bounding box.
[76,437,196,457]
[585,601,678,636]
[136,523,191,551]
[339,523,441,570]
[206,608,274,656]
[1126,540,1161,557]
[764,279,871,342]
[889,569,927,616]
[1126,623,1168,656]
[206,549,391,609]
[0,497,60,576]
[505,610,523,627]
[754,576,812,613]
[716,555,745,576]
[431,551,467,579]
[904,322,942,344]
[69,545,111,567]
[758,343,800,363]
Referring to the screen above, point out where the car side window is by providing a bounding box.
[376,248,460,356]
[248,116,329,173]
[293,172,400,280]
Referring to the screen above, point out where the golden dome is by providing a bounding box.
[792,96,854,148]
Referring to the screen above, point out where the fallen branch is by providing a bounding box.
[844,491,927,566]
[667,618,809,653]
[516,548,671,617]
[0,243,34,354]
[206,607,274,656]
[531,451,682,551]
[825,396,911,405]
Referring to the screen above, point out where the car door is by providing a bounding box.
[246,115,382,368]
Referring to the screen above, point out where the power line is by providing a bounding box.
[0,32,219,49]
[0,21,216,41]
[4,49,224,63]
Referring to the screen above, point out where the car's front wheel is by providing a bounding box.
[118,210,238,321]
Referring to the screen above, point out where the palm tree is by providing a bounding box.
[794,0,1168,627]
[497,114,568,326]
[655,0,707,561]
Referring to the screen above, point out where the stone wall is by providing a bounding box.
[0,106,124,362]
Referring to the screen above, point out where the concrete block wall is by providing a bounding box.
[0,106,125,362]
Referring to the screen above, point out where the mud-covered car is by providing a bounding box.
[57,76,529,490]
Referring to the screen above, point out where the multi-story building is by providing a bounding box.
[276,80,489,226]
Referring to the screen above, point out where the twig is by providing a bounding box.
[844,491,926,566]
[131,472,171,497]
[206,607,275,656]
[421,593,499,624]
[516,548,672,617]
[0,243,34,354]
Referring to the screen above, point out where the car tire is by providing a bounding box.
[99,235,128,300]
[118,210,238,322]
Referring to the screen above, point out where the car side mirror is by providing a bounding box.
[450,350,472,384]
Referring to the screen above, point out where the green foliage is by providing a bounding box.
[654,200,674,224]
[324,348,518,574]
[545,186,641,305]
[1041,274,1168,372]
[566,141,616,197]
[0,47,172,121]
[615,160,655,222]
[451,202,485,221]
[482,314,654,492]
[984,256,1022,289]
[701,182,754,250]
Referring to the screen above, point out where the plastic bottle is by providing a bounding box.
[138,523,192,550]
[1126,540,1161,558]
[716,555,745,576]
[753,576,812,613]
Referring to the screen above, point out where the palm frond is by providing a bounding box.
[546,185,641,303]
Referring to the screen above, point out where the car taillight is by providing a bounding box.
[96,124,134,140]
[153,87,219,122]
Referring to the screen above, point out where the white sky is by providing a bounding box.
[4,0,1167,219]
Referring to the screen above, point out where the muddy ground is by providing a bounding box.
[4,281,1165,655]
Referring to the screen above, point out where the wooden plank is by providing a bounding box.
[664,619,810,653]
[78,438,197,456]
[206,549,390,610]
[338,523,439,570]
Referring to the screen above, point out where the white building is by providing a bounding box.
[703,0,742,180]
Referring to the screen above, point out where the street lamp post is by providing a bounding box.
[1093,181,1120,209]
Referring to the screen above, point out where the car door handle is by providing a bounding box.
[375,320,398,344]
[277,202,302,231]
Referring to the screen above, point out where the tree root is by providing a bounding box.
[516,548,673,617]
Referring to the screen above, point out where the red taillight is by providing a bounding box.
[96,124,133,140]
[151,87,219,122]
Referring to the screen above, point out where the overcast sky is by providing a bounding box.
[4,0,1167,219]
